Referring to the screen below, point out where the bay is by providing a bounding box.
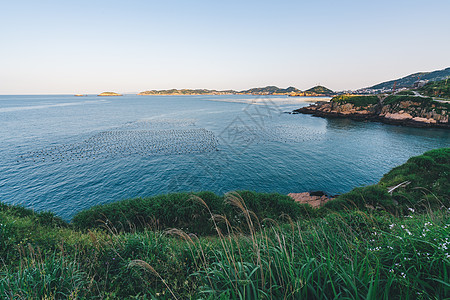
[1,94,449,220]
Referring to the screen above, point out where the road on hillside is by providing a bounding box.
[412,91,449,103]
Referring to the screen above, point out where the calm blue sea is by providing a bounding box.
[1,94,449,220]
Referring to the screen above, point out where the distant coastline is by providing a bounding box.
[137,85,335,97]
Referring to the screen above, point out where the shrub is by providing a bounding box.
[324,185,395,212]
[72,191,309,235]
[331,95,379,107]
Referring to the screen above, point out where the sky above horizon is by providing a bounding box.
[1,0,449,94]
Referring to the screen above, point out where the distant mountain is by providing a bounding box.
[137,85,335,96]
[305,86,334,95]
[237,86,301,95]
[138,86,304,96]
[367,67,450,90]
[138,89,234,95]
[289,85,335,97]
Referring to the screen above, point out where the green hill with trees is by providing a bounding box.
[418,78,450,99]
[237,86,301,95]
[368,67,450,90]
[305,85,335,95]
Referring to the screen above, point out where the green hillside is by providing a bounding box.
[368,67,450,90]
[238,86,301,94]
[418,78,450,98]
[305,85,334,95]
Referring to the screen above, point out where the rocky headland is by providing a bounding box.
[293,94,450,128]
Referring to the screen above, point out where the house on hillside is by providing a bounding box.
[413,80,428,88]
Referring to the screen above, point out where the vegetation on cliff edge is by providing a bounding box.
[0,148,449,299]
[331,95,379,107]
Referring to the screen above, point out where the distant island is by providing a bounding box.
[74,94,87,97]
[98,92,123,96]
[289,85,335,97]
[138,85,335,96]
[237,86,301,95]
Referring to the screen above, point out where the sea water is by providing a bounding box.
[1,94,449,220]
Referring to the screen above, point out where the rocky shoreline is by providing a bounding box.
[293,96,450,129]
[288,191,334,208]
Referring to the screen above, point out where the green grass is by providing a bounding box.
[1,202,448,299]
[0,148,449,299]
[331,95,379,107]
[419,79,450,99]
[0,254,88,299]
[382,95,450,114]
[325,148,450,213]
[396,90,416,96]
[330,94,450,117]
[382,95,433,106]
[72,191,314,235]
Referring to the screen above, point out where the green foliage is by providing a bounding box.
[396,90,415,96]
[0,203,66,228]
[379,148,450,209]
[0,255,88,299]
[419,78,450,99]
[239,86,301,94]
[191,210,450,299]
[0,148,449,298]
[305,85,334,95]
[369,67,450,90]
[324,185,395,212]
[72,191,311,235]
[383,94,434,106]
[324,148,449,213]
[331,95,379,107]
[1,200,449,299]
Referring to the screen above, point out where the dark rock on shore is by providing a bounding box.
[288,191,334,208]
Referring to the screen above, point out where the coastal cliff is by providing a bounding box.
[293,95,450,128]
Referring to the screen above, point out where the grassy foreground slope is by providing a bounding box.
[0,149,449,299]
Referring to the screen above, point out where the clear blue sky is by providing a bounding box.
[1,0,449,94]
